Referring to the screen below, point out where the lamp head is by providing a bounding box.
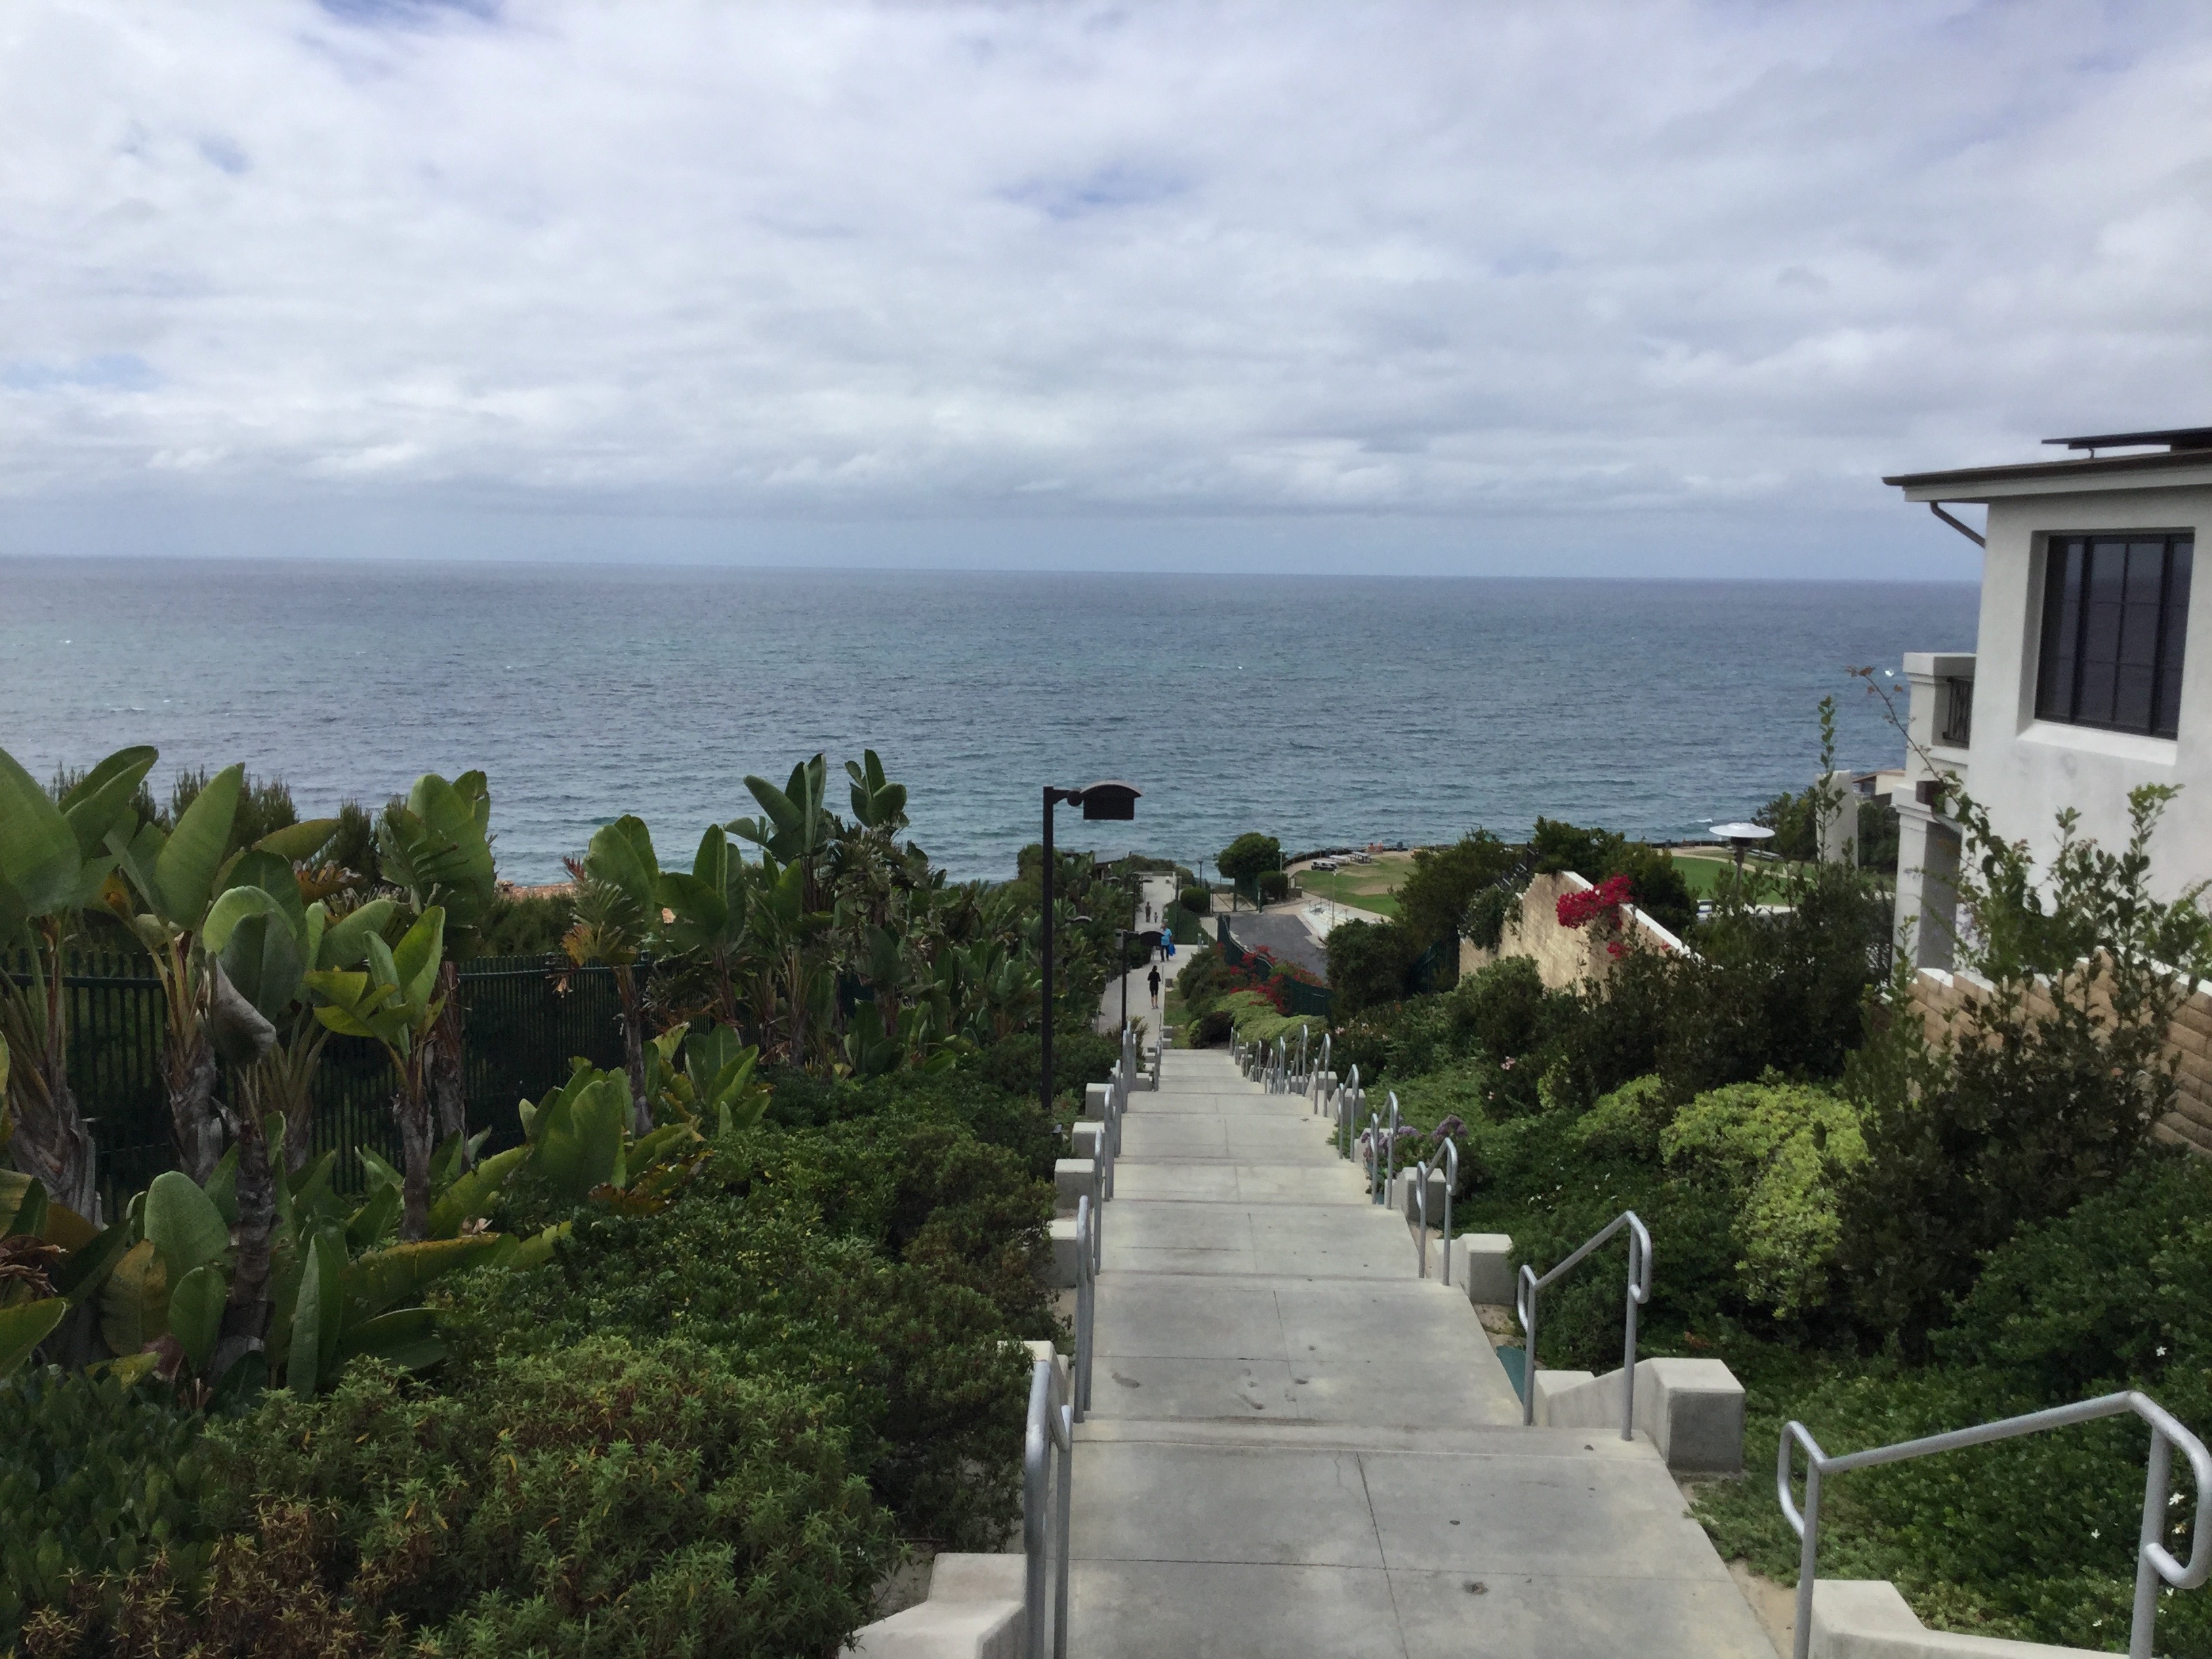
[1075,780,1141,821]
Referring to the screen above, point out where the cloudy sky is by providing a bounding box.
[4,0,2210,577]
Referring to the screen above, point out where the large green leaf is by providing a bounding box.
[335,1306,444,1372]
[144,1170,231,1284]
[340,1236,503,1325]
[286,1230,341,1395]
[2,1176,47,1240]
[344,1182,401,1252]
[220,848,307,940]
[388,905,446,1015]
[100,1240,167,1355]
[53,1219,131,1306]
[58,745,157,861]
[152,762,243,924]
[255,817,340,863]
[0,744,82,917]
[0,1298,67,1378]
[207,953,281,1068]
[215,910,305,1027]
[426,1145,528,1240]
[657,871,729,951]
[310,896,396,970]
[167,1263,227,1371]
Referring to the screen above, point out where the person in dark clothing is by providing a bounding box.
[1148,964,1162,1008]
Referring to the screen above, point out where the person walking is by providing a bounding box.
[1148,964,1162,1010]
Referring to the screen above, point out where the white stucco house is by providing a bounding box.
[1885,426,2209,968]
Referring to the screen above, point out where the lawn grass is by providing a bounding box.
[1296,864,1404,918]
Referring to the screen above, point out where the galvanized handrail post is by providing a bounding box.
[1374,1091,1401,1206]
[1022,1355,1076,1659]
[1777,1391,2212,1659]
[1411,1137,1458,1284]
[1514,1210,1652,1437]
[1072,1193,1096,1420]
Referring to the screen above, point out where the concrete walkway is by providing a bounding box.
[1067,1047,1773,1658]
[1094,872,1187,1036]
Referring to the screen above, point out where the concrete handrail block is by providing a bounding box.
[1040,1218,1082,1288]
[1530,1357,1745,1473]
[1069,1123,1103,1162]
[1082,1082,1112,1120]
[1457,1234,1517,1305]
[1399,1170,1450,1227]
[1809,1580,2092,1657]
[848,1554,1026,1659]
[1053,1157,1097,1210]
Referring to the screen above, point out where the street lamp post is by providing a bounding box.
[1041,781,1141,1125]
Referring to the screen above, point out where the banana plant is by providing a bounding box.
[304,907,449,1240]
[844,749,908,832]
[747,853,832,1071]
[105,763,339,1182]
[650,1021,771,1134]
[562,816,659,1134]
[0,742,156,1221]
[200,880,396,1370]
[378,771,497,1147]
[514,1061,710,1211]
[657,823,755,1031]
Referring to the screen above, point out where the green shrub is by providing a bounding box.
[0,1370,213,1648]
[1325,918,1421,1016]
[452,1153,1036,1549]
[1256,869,1290,904]
[1660,1079,1864,1316]
[1463,886,1513,951]
[1397,832,1517,951]
[1568,1074,1676,1163]
[1935,1151,2212,1396]
[975,1028,1119,1109]
[1216,833,1282,888]
[182,1340,892,1658]
[1180,885,1211,915]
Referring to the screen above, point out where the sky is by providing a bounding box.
[4,1,2211,577]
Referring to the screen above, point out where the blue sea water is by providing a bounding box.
[0,558,1977,884]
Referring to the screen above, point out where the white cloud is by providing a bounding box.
[2,0,2210,569]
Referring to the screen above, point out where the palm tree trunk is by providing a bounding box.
[395,1053,436,1242]
[428,961,470,1156]
[1,944,102,1223]
[616,965,651,1137]
[212,1078,274,1377]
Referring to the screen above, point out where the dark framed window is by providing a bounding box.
[2035,533,2192,739]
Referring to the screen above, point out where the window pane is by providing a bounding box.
[2078,539,2125,726]
[2036,538,2082,720]
[2158,541,2192,738]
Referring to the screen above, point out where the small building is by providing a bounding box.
[1885,426,2209,968]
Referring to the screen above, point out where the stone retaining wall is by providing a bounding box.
[1458,869,1687,993]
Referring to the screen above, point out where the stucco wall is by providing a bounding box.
[1969,486,2212,902]
[1458,870,1685,993]
[1907,966,2212,1155]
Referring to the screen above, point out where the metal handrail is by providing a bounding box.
[1515,1210,1652,1436]
[1022,1353,1076,1659]
[1072,1193,1096,1420]
[1413,1137,1458,1285]
[1372,1090,1401,1206]
[1778,1391,2212,1659]
[1338,1065,1363,1159]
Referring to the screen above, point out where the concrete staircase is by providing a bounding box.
[1065,1046,1774,1658]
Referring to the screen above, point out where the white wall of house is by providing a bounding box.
[1891,462,2212,964]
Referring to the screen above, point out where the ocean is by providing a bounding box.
[0,558,1978,884]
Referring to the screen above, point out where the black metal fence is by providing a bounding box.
[11,951,632,1212]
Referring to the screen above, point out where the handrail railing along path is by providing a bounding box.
[1515,1210,1652,1437]
[1023,1353,1076,1659]
[1413,1136,1458,1286]
[1778,1391,2212,1659]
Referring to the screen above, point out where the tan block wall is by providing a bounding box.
[1906,968,2212,1155]
[1458,870,1683,994]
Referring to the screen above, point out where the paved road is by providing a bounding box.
[1066,1048,1773,1658]
[1220,906,1330,979]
